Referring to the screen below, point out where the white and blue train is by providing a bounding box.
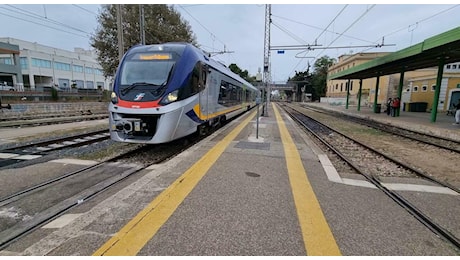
[109,42,260,144]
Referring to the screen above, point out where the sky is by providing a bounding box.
[1,2,460,83]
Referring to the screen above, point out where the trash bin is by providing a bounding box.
[375,104,381,113]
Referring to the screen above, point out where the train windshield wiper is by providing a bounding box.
[121,82,161,95]
[151,80,169,96]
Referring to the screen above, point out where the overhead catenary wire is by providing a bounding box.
[344,4,460,64]
[0,9,89,39]
[271,21,309,45]
[176,4,228,50]
[314,4,348,44]
[4,5,93,36]
[376,4,459,40]
[272,5,376,79]
[272,14,378,45]
[313,4,376,61]
[72,4,99,16]
[274,5,349,79]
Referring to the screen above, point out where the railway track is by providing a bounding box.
[280,104,460,251]
[0,130,111,169]
[0,107,252,251]
[0,136,198,250]
[298,103,460,154]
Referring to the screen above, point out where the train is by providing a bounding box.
[109,42,260,144]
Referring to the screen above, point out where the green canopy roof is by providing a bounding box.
[328,26,460,80]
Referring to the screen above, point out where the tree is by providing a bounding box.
[311,56,335,99]
[91,4,197,78]
[228,63,256,83]
[287,56,335,101]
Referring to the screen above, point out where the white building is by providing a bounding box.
[0,37,111,91]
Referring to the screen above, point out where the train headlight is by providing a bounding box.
[111,92,118,104]
[160,89,178,105]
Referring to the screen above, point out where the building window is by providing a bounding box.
[422,85,427,92]
[85,67,94,74]
[31,58,51,68]
[0,57,13,65]
[73,65,84,73]
[86,81,94,89]
[446,65,451,69]
[335,84,338,90]
[340,83,343,92]
[350,81,353,91]
[453,64,457,69]
[20,57,28,69]
[413,86,419,92]
[431,85,436,91]
[54,62,71,71]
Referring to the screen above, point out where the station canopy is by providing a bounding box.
[328,26,460,80]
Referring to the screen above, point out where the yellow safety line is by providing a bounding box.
[93,110,257,256]
[272,103,341,256]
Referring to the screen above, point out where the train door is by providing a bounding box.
[198,63,209,120]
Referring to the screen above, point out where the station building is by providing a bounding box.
[0,37,111,91]
[326,52,460,112]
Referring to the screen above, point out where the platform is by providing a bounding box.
[2,102,457,256]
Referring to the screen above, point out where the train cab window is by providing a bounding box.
[179,63,201,100]
[120,52,176,86]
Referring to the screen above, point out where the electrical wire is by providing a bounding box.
[176,4,228,49]
[0,9,89,39]
[72,4,99,16]
[314,4,348,43]
[352,4,460,60]
[378,4,459,40]
[271,21,309,45]
[272,14,377,45]
[313,4,376,60]
[4,5,92,36]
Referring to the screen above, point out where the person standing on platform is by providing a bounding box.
[453,99,460,125]
[391,97,400,117]
[386,98,392,116]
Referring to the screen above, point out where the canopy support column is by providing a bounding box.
[431,57,445,123]
[373,76,380,113]
[357,79,363,111]
[346,79,351,109]
[396,70,405,117]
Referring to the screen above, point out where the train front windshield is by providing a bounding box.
[118,52,177,100]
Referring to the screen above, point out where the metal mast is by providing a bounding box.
[116,4,124,61]
[263,4,271,116]
[139,4,145,45]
